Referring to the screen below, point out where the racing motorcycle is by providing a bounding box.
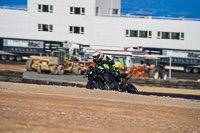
[83,65,112,90]
[83,65,138,94]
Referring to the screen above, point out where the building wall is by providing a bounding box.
[95,0,121,16]
[0,0,199,51]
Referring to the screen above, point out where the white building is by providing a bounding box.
[0,0,200,51]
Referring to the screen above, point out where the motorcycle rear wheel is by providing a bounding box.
[86,80,97,89]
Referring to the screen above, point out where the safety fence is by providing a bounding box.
[128,77,200,89]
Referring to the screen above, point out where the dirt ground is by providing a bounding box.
[0,82,200,133]
[0,64,26,71]
[0,63,200,132]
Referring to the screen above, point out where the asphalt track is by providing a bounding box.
[1,60,199,81]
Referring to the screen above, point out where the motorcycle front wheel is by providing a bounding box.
[126,83,139,94]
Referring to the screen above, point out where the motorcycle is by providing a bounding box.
[83,65,138,94]
[83,65,112,90]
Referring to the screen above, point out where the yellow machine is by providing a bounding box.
[113,56,125,73]
[26,55,45,71]
[37,49,80,75]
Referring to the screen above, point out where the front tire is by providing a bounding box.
[126,83,138,94]
[37,65,42,74]
[26,59,33,71]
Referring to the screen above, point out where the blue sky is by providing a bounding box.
[121,0,200,18]
[0,0,27,6]
[0,0,199,18]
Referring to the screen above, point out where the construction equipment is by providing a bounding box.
[26,55,44,71]
[74,60,95,75]
[37,48,80,75]
[113,56,125,72]
[131,57,167,79]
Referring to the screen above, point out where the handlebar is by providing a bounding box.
[125,75,132,81]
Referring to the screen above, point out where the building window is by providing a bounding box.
[126,30,151,38]
[38,24,53,32]
[125,30,129,37]
[113,9,119,15]
[162,32,170,39]
[38,5,41,11]
[139,31,148,38]
[43,5,48,12]
[157,32,161,39]
[171,32,180,40]
[149,31,152,38]
[38,4,53,13]
[38,24,42,31]
[157,31,184,40]
[130,30,138,37]
[70,7,85,15]
[70,26,84,34]
[181,33,184,40]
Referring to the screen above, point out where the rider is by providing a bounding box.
[92,51,121,90]
[92,51,115,72]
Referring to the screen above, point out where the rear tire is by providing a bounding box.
[149,68,159,79]
[9,55,15,61]
[74,66,82,75]
[185,67,192,73]
[1,55,7,60]
[161,71,168,79]
[193,68,199,73]
[58,65,64,75]
[86,80,95,89]
[52,65,58,75]
[16,56,22,61]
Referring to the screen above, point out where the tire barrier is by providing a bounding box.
[0,70,199,89]
[0,70,23,78]
[128,77,200,89]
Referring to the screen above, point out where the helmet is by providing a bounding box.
[92,51,103,63]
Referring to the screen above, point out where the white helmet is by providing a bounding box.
[92,51,103,63]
